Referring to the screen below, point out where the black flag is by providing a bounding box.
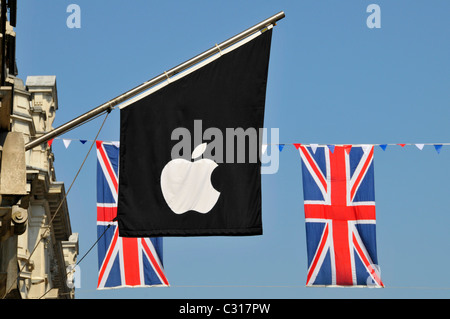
[117,29,273,237]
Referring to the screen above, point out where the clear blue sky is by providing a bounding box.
[16,1,450,299]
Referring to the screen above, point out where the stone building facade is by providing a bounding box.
[0,4,78,299]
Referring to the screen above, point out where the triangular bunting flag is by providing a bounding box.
[80,140,87,144]
[362,144,372,154]
[415,144,424,150]
[344,145,352,154]
[379,144,387,151]
[63,139,72,149]
[293,143,301,150]
[261,144,268,155]
[397,144,406,147]
[310,144,318,154]
[434,144,443,154]
[278,144,285,152]
[327,145,335,153]
[47,139,54,147]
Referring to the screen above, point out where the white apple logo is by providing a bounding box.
[160,143,221,214]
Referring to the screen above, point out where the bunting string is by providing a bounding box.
[264,143,449,154]
[49,138,450,154]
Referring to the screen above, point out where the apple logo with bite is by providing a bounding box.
[160,143,220,214]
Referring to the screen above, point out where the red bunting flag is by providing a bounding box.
[344,145,352,154]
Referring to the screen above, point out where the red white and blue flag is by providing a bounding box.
[298,144,383,287]
[96,141,169,289]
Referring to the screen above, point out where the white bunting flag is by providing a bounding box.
[415,144,424,150]
[362,144,372,154]
[63,139,72,149]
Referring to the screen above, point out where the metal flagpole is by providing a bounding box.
[25,11,285,151]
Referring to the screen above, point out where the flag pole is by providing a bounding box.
[25,11,285,151]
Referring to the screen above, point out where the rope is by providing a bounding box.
[38,223,112,299]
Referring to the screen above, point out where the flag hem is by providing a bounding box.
[96,283,170,291]
[118,227,263,238]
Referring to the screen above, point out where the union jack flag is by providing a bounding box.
[96,141,169,289]
[298,144,383,287]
